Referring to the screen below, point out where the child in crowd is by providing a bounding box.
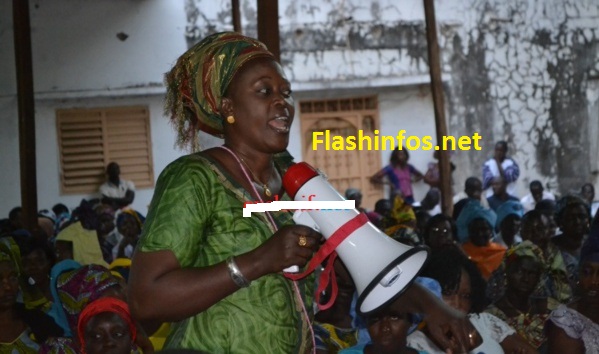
[340,303,425,354]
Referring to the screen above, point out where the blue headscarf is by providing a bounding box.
[48,259,81,337]
[495,200,524,230]
[456,200,497,243]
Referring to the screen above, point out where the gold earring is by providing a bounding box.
[226,115,235,124]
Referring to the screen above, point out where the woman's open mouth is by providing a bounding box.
[268,116,290,133]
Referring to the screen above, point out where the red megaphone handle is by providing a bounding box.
[284,212,369,281]
[284,213,369,310]
[314,251,339,311]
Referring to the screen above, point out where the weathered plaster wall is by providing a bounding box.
[183,0,599,197]
[445,0,599,195]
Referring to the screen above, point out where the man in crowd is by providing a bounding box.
[520,180,555,212]
[482,141,520,198]
[99,162,135,210]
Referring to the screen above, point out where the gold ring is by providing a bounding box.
[298,235,308,247]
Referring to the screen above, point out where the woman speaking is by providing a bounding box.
[128,32,473,354]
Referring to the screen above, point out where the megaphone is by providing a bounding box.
[283,162,429,315]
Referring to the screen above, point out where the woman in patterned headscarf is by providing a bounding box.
[0,237,63,353]
[485,241,551,351]
[380,194,421,245]
[129,32,474,354]
[515,210,572,303]
[39,264,127,354]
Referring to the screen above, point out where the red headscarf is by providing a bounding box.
[77,297,137,352]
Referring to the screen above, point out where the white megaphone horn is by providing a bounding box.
[283,162,429,315]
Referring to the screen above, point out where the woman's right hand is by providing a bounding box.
[253,225,321,275]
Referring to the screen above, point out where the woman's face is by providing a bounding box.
[395,150,408,164]
[442,268,472,314]
[224,57,294,153]
[84,312,132,354]
[520,215,551,250]
[521,215,550,250]
[427,219,454,249]
[499,215,521,240]
[367,309,411,353]
[0,261,19,311]
[118,215,140,239]
[579,261,599,300]
[469,218,492,247]
[506,257,542,296]
[23,249,51,286]
[97,213,115,236]
[560,204,589,239]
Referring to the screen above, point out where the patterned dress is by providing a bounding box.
[138,152,314,353]
[314,322,359,353]
[485,304,548,349]
[549,305,599,354]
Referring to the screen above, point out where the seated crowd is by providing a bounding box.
[0,150,598,353]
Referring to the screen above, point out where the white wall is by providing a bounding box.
[0,0,189,217]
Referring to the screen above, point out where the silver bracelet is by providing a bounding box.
[226,256,251,288]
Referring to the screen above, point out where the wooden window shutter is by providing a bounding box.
[299,96,383,209]
[57,106,154,194]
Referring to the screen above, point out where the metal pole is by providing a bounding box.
[257,0,280,62]
[232,0,242,34]
[13,0,39,232]
[423,0,453,215]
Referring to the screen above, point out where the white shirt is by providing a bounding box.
[520,191,555,212]
[483,158,520,197]
[99,179,135,199]
[112,242,134,260]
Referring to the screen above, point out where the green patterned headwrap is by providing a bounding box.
[504,240,545,269]
[165,31,275,151]
[0,237,20,272]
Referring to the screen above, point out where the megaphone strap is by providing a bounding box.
[314,251,338,311]
[285,212,369,281]
[284,213,369,310]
